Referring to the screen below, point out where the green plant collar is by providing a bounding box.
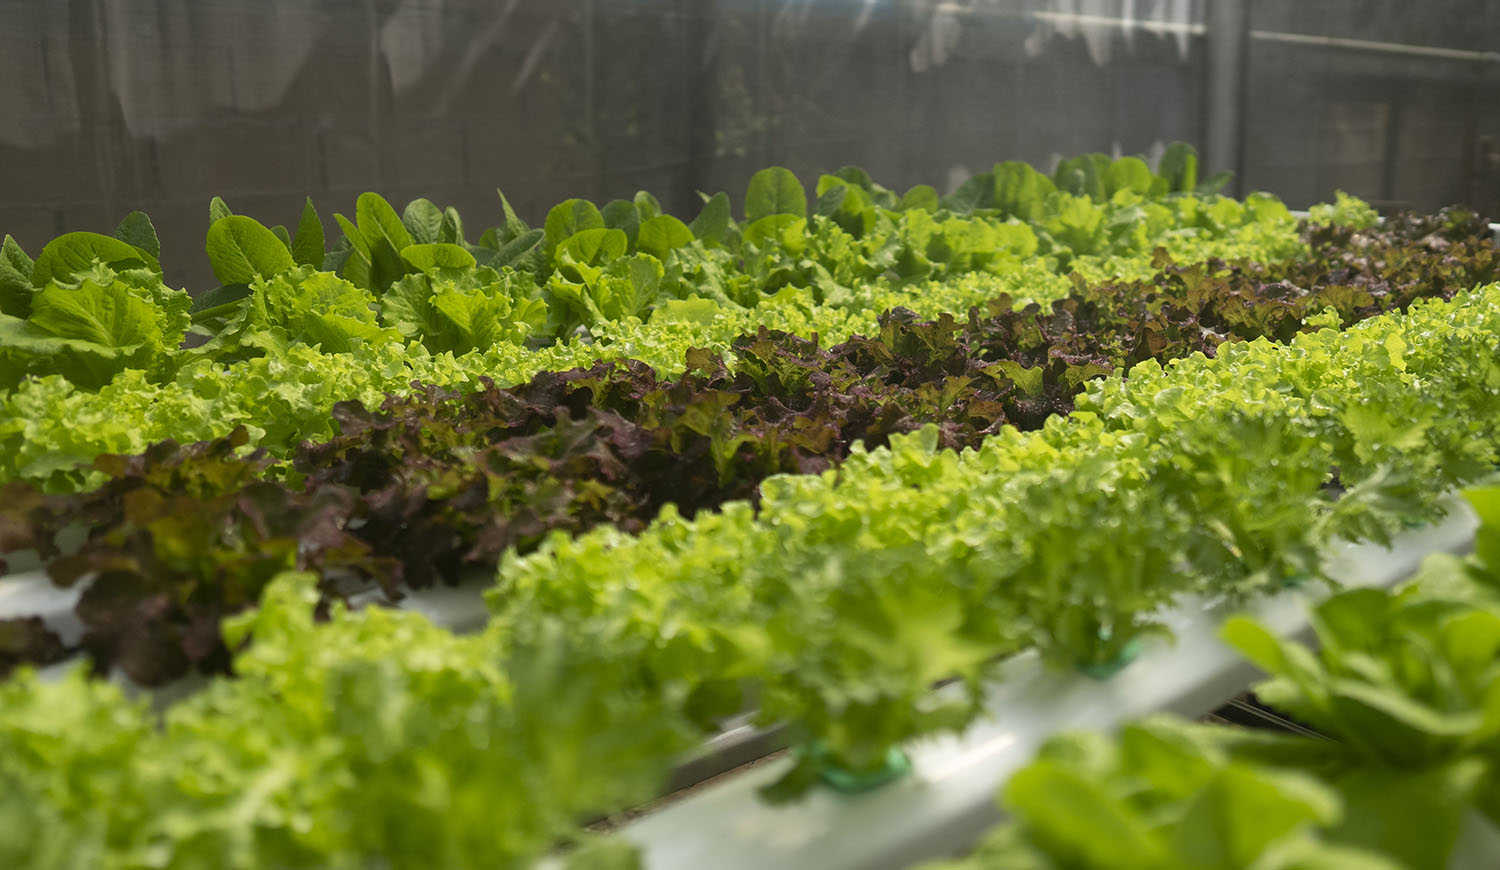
[1076,636,1146,680]
[801,742,913,793]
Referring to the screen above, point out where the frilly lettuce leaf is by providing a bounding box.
[196,265,401,360]
[0,268,190,390]
[382,266,547,355]
[0,235,35,318]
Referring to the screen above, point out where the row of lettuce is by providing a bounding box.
[0,145,1320,492]
[488,275,1500,792]
[4,271,1500,866]
[3,208,1492,684]
[929,487,1500,870]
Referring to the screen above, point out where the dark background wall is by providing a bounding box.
[1,0,1496,290]
[1243,0,1500,213]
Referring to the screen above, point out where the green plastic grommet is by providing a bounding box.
[1076,636,1145,680]
[805,743,912,793]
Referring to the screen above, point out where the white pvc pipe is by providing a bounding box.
[617,497,1479,870]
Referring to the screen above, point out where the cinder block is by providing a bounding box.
[381,119,469,189]
[56,201,129,239]
[0,205,65,260]
[318,127,383,193]
[0,129,110,204]
[152,121,316,201]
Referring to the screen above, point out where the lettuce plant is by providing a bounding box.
[0,219,189,389]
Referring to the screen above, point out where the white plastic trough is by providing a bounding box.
[615,496,1484,870]
[0,219,1496,865]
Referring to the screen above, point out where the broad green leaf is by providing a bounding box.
[1463,487,1500,533]
[1197,170,1233,195]
[1053,154,1108,201]
[1330,763,1484,870]
[331,215,376,290]
[112,212,160,260]
[439,207,466,245]
[689,192,731,245]
[1341,402,1429,464]
[941,172,995,214]
[1309,191,1380,229]
[558,228,628,269]
[1004,761,1163,868]
[401,243,477,273]
[637,215,693,260]
[290,198,325,267]
[0,235,34,317]
[1171,765,1339,867]
[246,269,396,355]
[269,224,292,248]
[28,282,159,349]
[990,360,1044,396]
[483,228,544,271]
[652,296,720,324]
[402,198,445,246]
[333,214,372,260]
[1437,609,1500,686]
[0,314,126,389]
[633,190,662,221]
[601,199,640,247]
[208,195,233,226]
[1061,360,1111,389]
[1041,193,1107,255]
[814,182,848,215]
[384,271,538,355]
[428,286,508,351]
[1327,679,1484,742]
[898,184,939,212]
[745,167,806,222]
[1465,487,1500,576]
[1104,157,1154,198]
[832,165,875,192]
[1158,142,1199,193]
[992,162,1056,221]
[381,274,453,348]
[33,233,158,287]
[0,278,183,389]
[544,199,605,259]
[1116,722,1219,799]
[205,216,295,285]
[1245,191,1292,225]
[368,243,412,293]
[356,192,415,253]
[1218,615,1335,724]
[496,188,530,240]
[821,181,876,237]
[1312,588,1393,656]
[188,283,253,321]
[334,209,404,292]
[597,254,663,320]
[742,214,806,249]
[1220,616,1300,676]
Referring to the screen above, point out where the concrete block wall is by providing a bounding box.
[0,0,1495,292]
[1241,0,1500,212]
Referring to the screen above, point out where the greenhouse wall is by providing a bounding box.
[0,0,1496,288]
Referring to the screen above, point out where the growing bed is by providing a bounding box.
[2,147,1500,868]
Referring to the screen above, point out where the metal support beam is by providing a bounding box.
[1205,0,1248,195]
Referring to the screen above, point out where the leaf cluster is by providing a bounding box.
[931,485,1500,870]
[3,212,1494,683]
[1,267,1499,865]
